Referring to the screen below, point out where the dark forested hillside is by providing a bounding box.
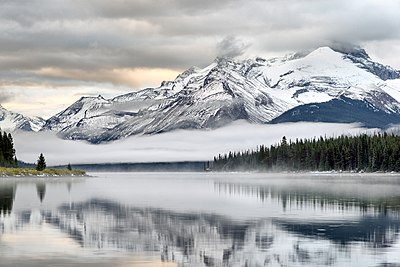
[0,130,17,167]
[213,134,400,172]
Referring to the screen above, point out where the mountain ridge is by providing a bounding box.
[3,46,400,143]
[0,105,45,132]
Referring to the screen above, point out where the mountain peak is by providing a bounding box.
[175,66,200,81]
[310,46,337,55]
[302,46,345,63]
[38,45,400,142]
[213,56,237,65]
[0,105,45,132]
[282,45,370,63]
[77,95,108,103]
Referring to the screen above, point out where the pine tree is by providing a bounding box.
[36,153,46,171]
[0,130,17,167]
[67,163,72,171]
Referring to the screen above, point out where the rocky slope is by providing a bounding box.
[36,46,400,143]
[0,105,45,132]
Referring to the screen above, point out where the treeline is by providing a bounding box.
[0,130,17,167]
[213,134,400,172]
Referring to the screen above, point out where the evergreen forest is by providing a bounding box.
[0,130,17,167]
[212,134,400,172]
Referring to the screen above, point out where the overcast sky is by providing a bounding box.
[1,0,400,118]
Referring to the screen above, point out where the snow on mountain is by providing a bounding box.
[0,105,45,132]
[43,95,112,132]
[42,46,400,143]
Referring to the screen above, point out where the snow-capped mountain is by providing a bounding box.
[42,46,400,143]
[0,105,45,132]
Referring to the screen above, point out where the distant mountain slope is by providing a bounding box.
[0,105,45,132]
[271,96,400,128]
[41,46,400,143]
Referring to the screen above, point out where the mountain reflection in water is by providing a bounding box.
[1,173,400,267]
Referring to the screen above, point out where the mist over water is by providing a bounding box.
[1,172,400,267]
[13,121,375,165]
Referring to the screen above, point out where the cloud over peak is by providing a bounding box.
[216,36,250,58]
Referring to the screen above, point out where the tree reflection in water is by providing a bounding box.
[1,176,400,267]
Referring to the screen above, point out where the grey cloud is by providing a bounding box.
[0,91,14,104]
[83,0,241,18]
[0,45,213,72]
[242,0,400,54]
[2,0,399,63]
[0,0,240,25]
[0,0,80,26]
[0,16,215,71]
[0,0,399,93]
[216,36,250,58]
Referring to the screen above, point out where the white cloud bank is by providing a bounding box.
[13,121,377,166]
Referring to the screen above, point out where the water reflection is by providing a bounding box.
[0,183,15,215]
[54,200,252,260]
[214,180,400,214]
[36,182,46,203]
[277,215,400,248]
[1,174,400,267]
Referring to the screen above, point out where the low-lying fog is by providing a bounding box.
[13,121,377,166]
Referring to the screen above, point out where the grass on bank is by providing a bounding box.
[0,167,86,177]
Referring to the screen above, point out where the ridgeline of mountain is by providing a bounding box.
[2,46,400,143]
[0,105,45,132]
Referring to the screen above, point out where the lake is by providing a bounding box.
[1,172,400,267]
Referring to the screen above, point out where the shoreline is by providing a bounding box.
[0,167,86,177]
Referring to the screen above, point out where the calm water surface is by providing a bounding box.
[1,172,400,267]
